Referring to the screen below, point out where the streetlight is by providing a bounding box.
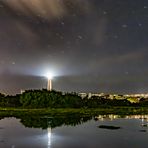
[46,73,53,91]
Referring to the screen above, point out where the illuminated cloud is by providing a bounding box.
[3,0,92,20]
[3,0,66,20]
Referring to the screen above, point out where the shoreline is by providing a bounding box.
[0,107,148,117]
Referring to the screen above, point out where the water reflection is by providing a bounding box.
[47,128,51,148]
[0,115,93,147]
[95,114,148,121]
[18,115,93,129]
[0,118,48,148]
[0,115,148,148]
[95,114,148,127]
[0,114,148,129]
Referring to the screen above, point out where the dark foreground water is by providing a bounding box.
[0,115,148,148]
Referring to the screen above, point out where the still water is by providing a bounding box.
[0,115,148,148]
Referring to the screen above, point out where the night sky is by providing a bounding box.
[0,0,148,94]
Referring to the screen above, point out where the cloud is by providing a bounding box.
[3,0,66,20]
[3,0,92,21]
[82,49,146,76]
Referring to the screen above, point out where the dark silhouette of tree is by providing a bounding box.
[0,90,146,108]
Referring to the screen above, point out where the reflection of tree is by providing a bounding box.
[1,113,148,129]
[0,114,92,129]
[49,116,92,128]
[0,114,93,129]
[19,115,92,129]
[20,116,49,129]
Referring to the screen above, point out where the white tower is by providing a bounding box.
[46,73,53,91]
[47,79,52,91]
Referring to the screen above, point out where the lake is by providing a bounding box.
[0,115,148,148]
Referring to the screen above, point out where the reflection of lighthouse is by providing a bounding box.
[47,127,51,147]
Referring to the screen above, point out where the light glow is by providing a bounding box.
[46,73,53,80]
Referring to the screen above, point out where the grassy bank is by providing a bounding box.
[0,107,148,117]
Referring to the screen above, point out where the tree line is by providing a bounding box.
[0,89,148,108]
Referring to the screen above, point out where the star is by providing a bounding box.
[77,35,83,40]
[144,6,148,9]
[12,62,16,65]
[122,24,128,28]
[61,22,65,26]
[103,11,107,15]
